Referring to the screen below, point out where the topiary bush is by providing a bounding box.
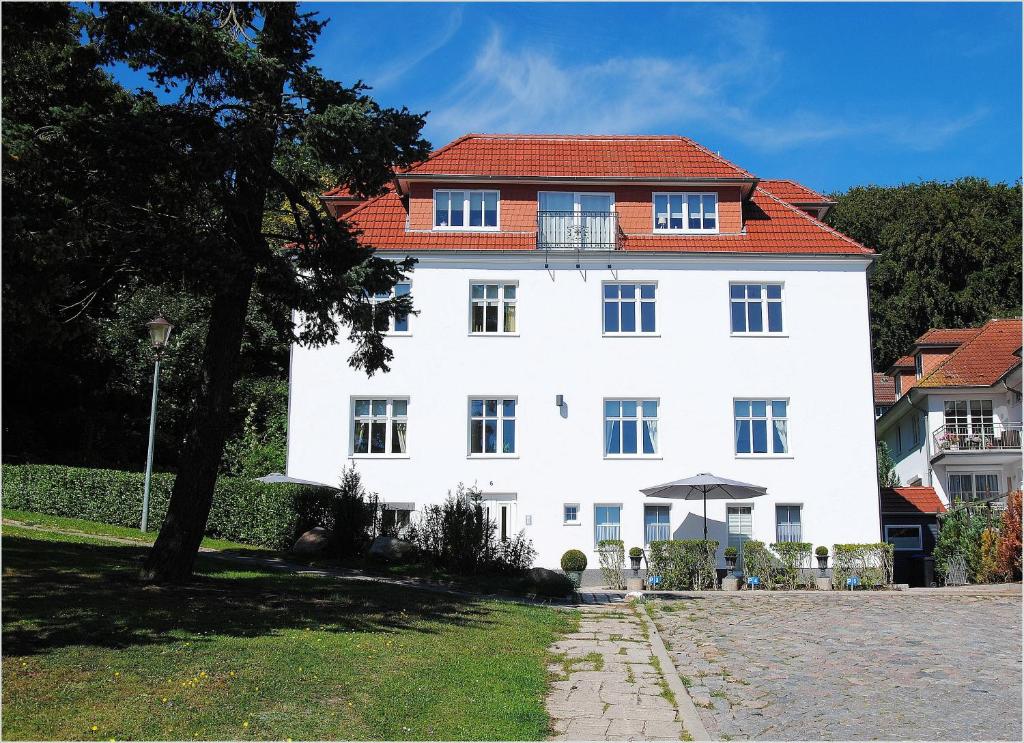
[646,539,719,590]
[561,549,587,572]
[628,547,643,559]
[723,546,738,559]
[815,545,829,557]
[770,542,813,589]
[597,539,625,589]
[832,543,894,588]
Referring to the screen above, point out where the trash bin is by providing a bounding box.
[922,556,936,588]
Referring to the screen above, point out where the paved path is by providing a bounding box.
[546,603,689,741]
[651,592,1023,740]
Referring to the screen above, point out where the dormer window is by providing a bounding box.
[915,353,923,379]
[434,189,498,230]
[653,193,718,233]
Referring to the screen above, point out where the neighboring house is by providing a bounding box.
[879,486,946,586]
[875,319,1023,511]
[873,372,896,418]
[287,133,882,570]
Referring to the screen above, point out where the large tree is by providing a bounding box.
[827,178,1022,370]
[79,2,429,581]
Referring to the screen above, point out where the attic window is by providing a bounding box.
[915,353,923,379]
[653,193,718,233]
[434,190,498,230]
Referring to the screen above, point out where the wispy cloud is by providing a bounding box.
[369,6,464,89]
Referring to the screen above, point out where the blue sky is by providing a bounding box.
[113,2,1023,193]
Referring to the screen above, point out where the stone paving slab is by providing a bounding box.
[651,592,1023,741]
[546,604,686,741]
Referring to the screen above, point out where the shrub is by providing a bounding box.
[0,463,335,549]
[628,547,643,559]
[647,539,719,590]
[326,464,379,559]
[815,545,829,557]
[723,546,738,559]
[977,528,1002,584]
[997,490,1022,581]
[597,539,625,589]
[832,543,894,588]
[560,549,587,572]
[492,532,536,574]
[741,540,775,586]
[770,542,813,590]
[933,504,1000,582]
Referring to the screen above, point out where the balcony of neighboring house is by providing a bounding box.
[930,422,1023,463]
[536,210,622,251]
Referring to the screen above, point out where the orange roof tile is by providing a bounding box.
[881,487,946,514]
[758,179,834,205]
[890,355,916,369]
[873,373,897,404]
[916,319,1023,388]
[914,327,980,347]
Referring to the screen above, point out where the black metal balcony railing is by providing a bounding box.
[932,423,1023,454]
[537,210,621,250]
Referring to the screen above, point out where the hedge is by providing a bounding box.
[647,539,718,590]
[832,543,894,589]
[1,464,336,550]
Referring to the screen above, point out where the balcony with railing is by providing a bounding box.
[645,522,671,544]
[931,423,1022,459]
[537,210,621,250]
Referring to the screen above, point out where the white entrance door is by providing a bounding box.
[483,499,516,541]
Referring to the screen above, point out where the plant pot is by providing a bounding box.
[564,570,583,590]
[816,555,828,576]
[725,555,737,572]
[629,555,642,575]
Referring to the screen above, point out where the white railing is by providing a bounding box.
[537,211,620,250]
[775,524,802,543]
[646,523,671,544]
[595,524,621,543]
[932,423,1022,455]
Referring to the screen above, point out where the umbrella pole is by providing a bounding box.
[703,487,708,541]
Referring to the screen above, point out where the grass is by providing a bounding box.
[648,655,677,708]
[1,526,577,740]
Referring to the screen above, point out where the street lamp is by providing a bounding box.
[141,315,174,532]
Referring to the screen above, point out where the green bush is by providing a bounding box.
[815,545,829,557]
[741,540,775,585]
[723,546,738,559]
[1,463,335,549]
[647,539,719,590]
[769,542,813,589]
[933,505,1002,583]
[628,547,643,559]
[560,549,587,572]
[832,543,894,588]
[597,539,625,589]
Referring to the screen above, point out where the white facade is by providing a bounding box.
[287,250,881,568]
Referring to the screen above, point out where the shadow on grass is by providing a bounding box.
[2,535,497,657]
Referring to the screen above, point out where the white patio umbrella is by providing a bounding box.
[640,472,767,540]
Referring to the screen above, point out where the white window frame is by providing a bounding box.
[594,503,622,546]
[467,396,518,458]
[433,189,500,231]
[884,524,923,551]
[775,504,803,544]
[563,503,580,526]
[734,398,791,457]
[652,192,719,234]
[538,191,616,213]
[729,282,786,336]
[350,397,409,458]
[601,281,658,336]
[468,281,518,335]
[915,353,924,379]
[947,472,1002,503]
[603,398,660,458]
[367,281,412,335]
[644,503,671,545]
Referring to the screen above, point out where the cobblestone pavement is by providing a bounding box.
[651,592,1022,740]
[546,604,686,741]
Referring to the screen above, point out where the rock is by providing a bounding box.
[527,567,575,597]
[367,535,415,561]
[291,527,331,556]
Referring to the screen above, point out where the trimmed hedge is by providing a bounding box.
[832,543,894,589]
[1,464,336,550]
[648,539,719,590]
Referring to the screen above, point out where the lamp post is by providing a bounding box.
[141,315,174,532]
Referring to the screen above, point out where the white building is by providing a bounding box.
[876,319,1023,507]
[287,134,882,570]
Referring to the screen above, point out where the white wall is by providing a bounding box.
[288,252,881,568]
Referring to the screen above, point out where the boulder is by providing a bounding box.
[291,527,331,556]
[527,567,575,598]
[367,535,415,562]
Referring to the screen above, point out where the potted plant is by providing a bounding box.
[628,547,644,575]
[561,549,587,590]
[815,546,829,576]
[724,546,738,572]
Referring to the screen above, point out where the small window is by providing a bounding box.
[885,524,923,551]
[603,283,656,334]
[653,193,718,232]
[604,399,658,456]
[435,190,498,230]
[365,282,411,333]
[735,399,789,455]
[469,398,516,455]
[644,505,671,544]
[595,505,621,545]
[353,398,408,455]
[381,507,412,535]
[563,504,580,525]
[730,283,783,334]
[470,283,517,334]
[775,505,802,543]
[915,354,923,380]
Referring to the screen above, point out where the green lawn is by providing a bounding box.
[1,527,577,741]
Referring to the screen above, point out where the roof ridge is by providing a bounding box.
[753,186,874,255]
[449,133,697,141]
[401,133,477,175]
[678,135,754,179]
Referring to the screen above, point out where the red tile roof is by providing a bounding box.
[916,318,1023,388]
[914,327,980,347]
[873,373,897,404]
[399,134,755,180]
[890,355,916,369]
[758,179,834,205]
[881,487,946,514]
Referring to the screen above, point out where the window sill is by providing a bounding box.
[604,455,663,460]
[730,332,788,338]
[652,229,720,236]
[602,333,661,338]
[467,454,519,460]
[734,454,793,460]
[563,521,581,527]
[468,332,520,337]
[432,226,500,232]
[349,454,410,460]
[384,332,412,337]
[892,546,924,552]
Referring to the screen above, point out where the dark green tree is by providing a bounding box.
[876,441,900,488]
[827,178,1022,370]
[79,2,430,581]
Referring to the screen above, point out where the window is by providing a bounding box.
[469,398,516,455]
[943,400,994,436]
[595,505,621,544]
[538,192,616,248]
[915,354,924,379]
[948,473,1001,503]
[885,524,923,551]
[434,190,498,229]
[775,505,802,543]
[727,505,753,569]
[644,505,670,544]
[470,283,517,334]
[604,400,658,456]
[563,504,580,525]
[730,283,784,334]
[353,398,408,455]
[366,282,411,333]
[381,506,412,534]
[735,400,789,455]
[653,193,718,232]
[603,283,656,334]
